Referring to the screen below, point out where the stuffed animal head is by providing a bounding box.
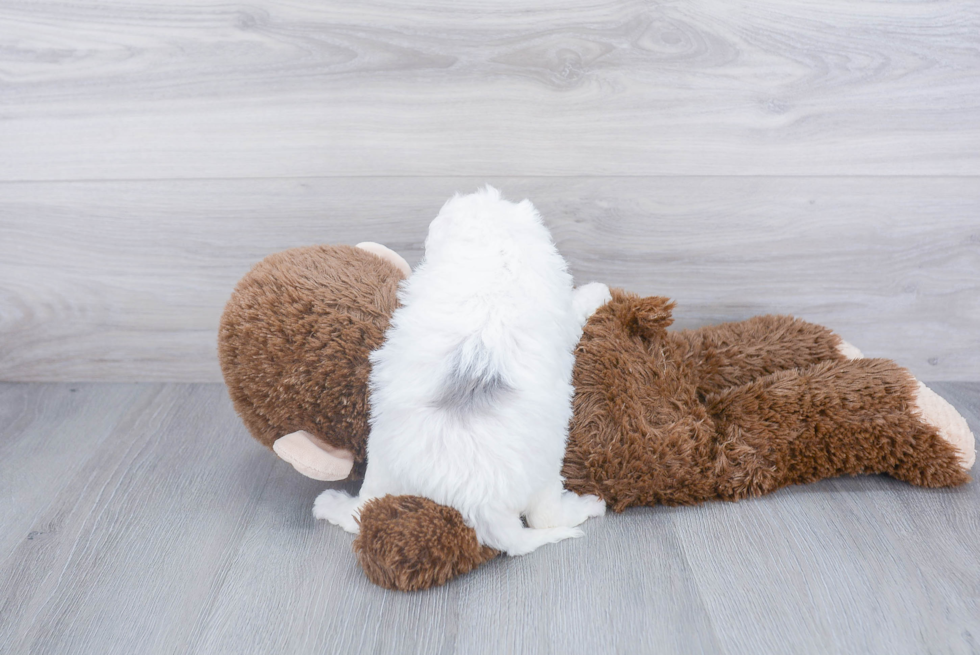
[218,243,409,481]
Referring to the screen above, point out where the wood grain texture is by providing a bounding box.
[0,384,277,654]
[0,384,150,562]
[1,0,979,180]
[2,177,978,381]
[0,382,977,654]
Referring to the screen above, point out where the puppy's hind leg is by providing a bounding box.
[313,458,398,534]
[313,489,364,533]
[525,480,606,529]
[475,506,583,556]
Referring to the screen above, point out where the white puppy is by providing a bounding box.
[313,187,607,555]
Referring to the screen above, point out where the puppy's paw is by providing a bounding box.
[551,525,585,540]
[504,526,584,556]
[559,491,606,527]
[312,489,362,533]
[912,381,976,471]
[579,494,607,519]
[573,282,612,325]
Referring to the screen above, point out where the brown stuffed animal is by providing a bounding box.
[219,243,976,592]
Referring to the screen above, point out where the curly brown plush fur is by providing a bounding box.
[353,496,498,592]
[218,245,403,477]
[562,290,968,510]
[357,290,968,591]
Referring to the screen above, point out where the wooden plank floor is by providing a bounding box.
[0,382,977,654]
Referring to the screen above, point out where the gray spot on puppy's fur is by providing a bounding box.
[435,338,513,414]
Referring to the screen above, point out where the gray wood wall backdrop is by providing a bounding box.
[1,0,978,382]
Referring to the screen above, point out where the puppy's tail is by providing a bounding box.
[435,334,512,413]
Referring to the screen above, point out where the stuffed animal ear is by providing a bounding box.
[272,431,355,481]
[618,295,676,341]
[353,495,498,591]
[355,242,412,278]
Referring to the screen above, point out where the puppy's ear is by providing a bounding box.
[618,295,675,341]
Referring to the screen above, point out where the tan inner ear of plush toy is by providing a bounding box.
[356,242,411,278]
[273,431,355,481]
[836,340,864,360]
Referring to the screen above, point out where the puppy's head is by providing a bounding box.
[423,186,552,269]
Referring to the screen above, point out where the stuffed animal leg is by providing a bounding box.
[675,313,862,397]
[706,358,973,499]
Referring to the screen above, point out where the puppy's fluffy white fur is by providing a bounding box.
[314,187,607,555]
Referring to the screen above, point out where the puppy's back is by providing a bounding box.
[367,187,578,505]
